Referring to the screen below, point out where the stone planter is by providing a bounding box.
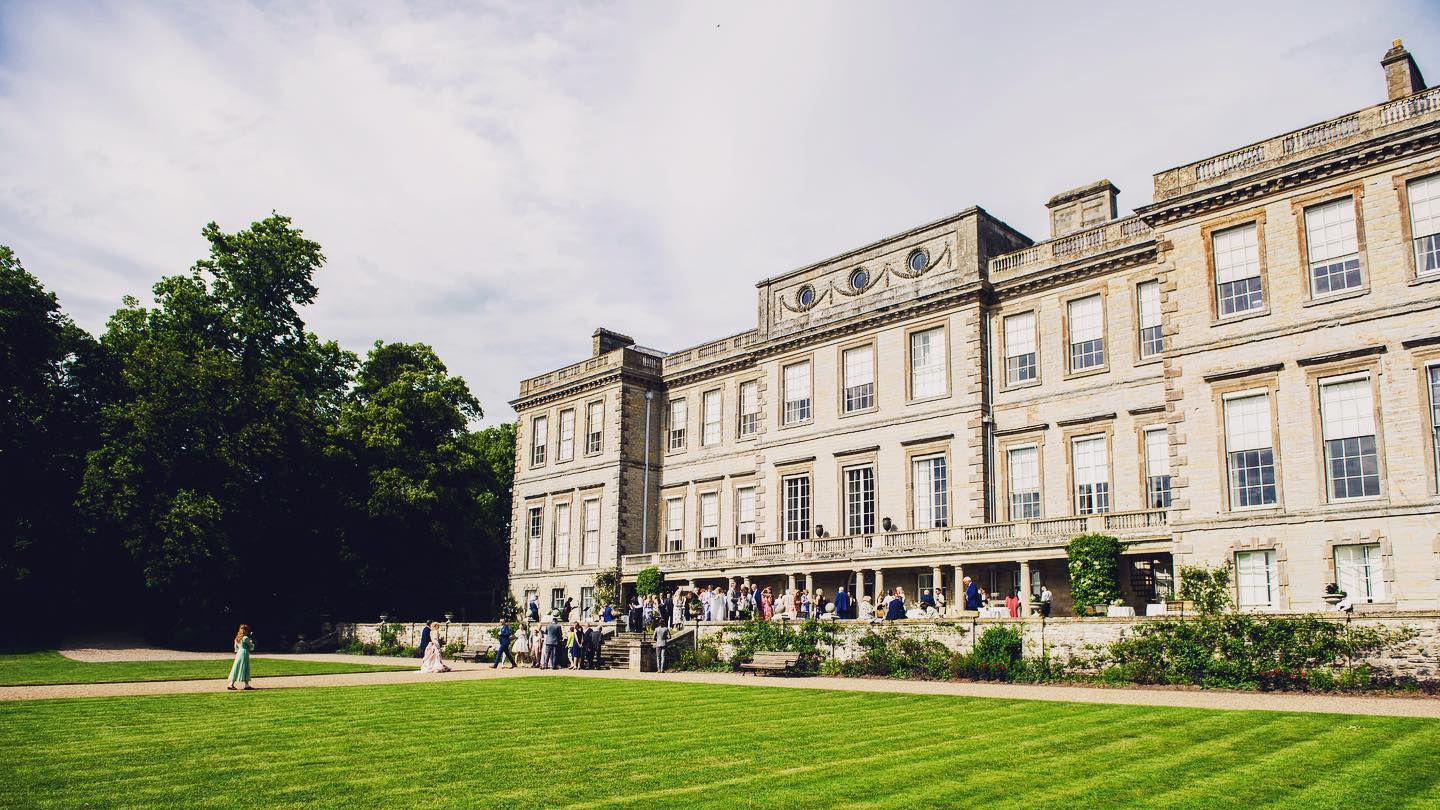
[1322,592,1346,606]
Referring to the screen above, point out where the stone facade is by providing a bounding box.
[509,42,1440,619]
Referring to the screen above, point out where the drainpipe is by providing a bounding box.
[641,390,654,554]
[980,309,995,523]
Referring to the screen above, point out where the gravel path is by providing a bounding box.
[6,657,1440,717]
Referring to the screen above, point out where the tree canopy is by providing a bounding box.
[3,215,513,645]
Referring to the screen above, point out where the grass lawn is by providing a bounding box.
[3,677,1439,808]
[0,651,412,686]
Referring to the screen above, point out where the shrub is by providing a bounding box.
[725,618,839,673]
[1067,533,1123,613]
[593,568,621,607]
[1177,564,1232,615]
[1108,615,1413,689]
[442,640,464,659]
[636,566,664,597]
[675,636,728,672]
[972,625,1023,667]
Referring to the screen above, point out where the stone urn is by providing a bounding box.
[444,612,456,623]
[1322,590,1346,607]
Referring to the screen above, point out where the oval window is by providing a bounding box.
[907,249,929,274]
[797,285,816,307]
[850,267,870,291]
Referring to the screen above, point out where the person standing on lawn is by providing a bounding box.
[542,615,563,669]
[417,623,432,659]
[420,622,451,673]
[227,624,254,690]
[653,623,669,672]
[492,620,517,668]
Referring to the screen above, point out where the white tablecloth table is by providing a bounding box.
[1145,603,1168,616]
[979,607,1009,619]
[1106,605,1137,618]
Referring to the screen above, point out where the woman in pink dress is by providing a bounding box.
[419,622,451,673]
[761,587,774,620]
[1004,589,1021,618]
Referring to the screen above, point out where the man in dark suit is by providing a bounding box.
[492,620,517,668]
[884,590,906,621]
[417,623,432,658]
[542,616,563,669]
[527,595,540,623]
[585,624,602,669]
[964,576,982,611]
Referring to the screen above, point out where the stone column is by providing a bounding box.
[787,573,796,592]
[1019,560,1032,617]
[952,565,963,609]
[930,565,942,604]
[804,572,814,593]
[854,569,865,602]
[874,568,885,599]
[742,576,752,587]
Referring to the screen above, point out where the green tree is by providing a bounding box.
[81,215,356,644]
[332,341,512,617]
[0,246,116,637]
[635,566,664,597]
[1066,533,1123,615]
[1177,564,1233,615]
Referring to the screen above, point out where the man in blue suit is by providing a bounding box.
[963,577,982,611]
[492,620,517,668]
[884,589,906,620]
[833,587,852,619]
[417,623,432,658]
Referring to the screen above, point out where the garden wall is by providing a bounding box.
[688,611,1440,678]
[336,622,503,648]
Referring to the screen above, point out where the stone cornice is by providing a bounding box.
[511,369,660,412]
[985,242,1158,300]
[1201,362,1286,383]
[1296,344,1387,367]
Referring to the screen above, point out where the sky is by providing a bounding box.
[3,1,1439,424]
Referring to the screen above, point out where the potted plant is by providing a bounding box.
[1322,583,1346,606]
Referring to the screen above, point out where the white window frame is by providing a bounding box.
[1335,543,1385,603]
[702,389,722,446]
[843,464,876,535]
[1136,281,1163,359]
[668,399,687,451]
[698,492,719,549]
[783,361,812,425]
[909,326,947,399]
[1235,549,1276,608]
[1406,173,1440,277]
[585,400,603,455]
[1071,434,1110,515]
[552,502,571,569]
[526,506,543,570]
[1304,197,1363,297]
[911,455,948,529]
[1318,373,1380,501]
[1223,390,1278,509]
[1003,311,1038,385]
[735,485,757,545]
[1006,444,1041,521]
[1429,363,1440,492]
[782,474,811,542]
[582,498,600,565]
[1143,426,1171,509]
[738,381,760,437]
[557,409,575,462]
[1212,222,1264,317]
[665,496,685,552]
[530,415,548,466]
[1066,295,1105,372]
[842,345,875,413]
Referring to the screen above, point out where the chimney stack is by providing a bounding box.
[1382,38,1426,101]
[592,327,635,357]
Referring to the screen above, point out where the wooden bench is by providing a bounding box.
[739,651,802,675]
[451,645,493,663]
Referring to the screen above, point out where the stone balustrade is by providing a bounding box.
[620,509,1168,574]
[1152,86,1440,201]
[986,216,1152,282]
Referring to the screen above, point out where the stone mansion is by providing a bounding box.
[507,41,1440,618]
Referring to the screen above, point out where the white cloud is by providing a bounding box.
[2,1,1438,422]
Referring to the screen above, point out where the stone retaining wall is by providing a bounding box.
[683,611,1440,678]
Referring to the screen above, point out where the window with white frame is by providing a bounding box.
[1304,198,1362,296]
[1144,426,1172,508]
[1003,311,1037,385]
[580,586,595,618]
[702,389,722,446]
[1071,435,1110,514]
[557,409,575,462]
[531,416,548,466]
[843,345,875,412]
[1067,295,1105,372]
[699,492,719,550]
[1430,364,1440,490]
[1235,549,1276,608]
[1137,281,1163,358]
[1007,445,1041,520]
[665,497,684,552]
[782,474,811,542]
[526,506,543,570]
[1320,376,1380,500]
[735,486,757,545]
[1224,391,1277,508]
[552,502,571,569]
[912,455,948,528]
[550,587,566,615]
[1213,223,1264,316]
[582,498,600,565]
[844,465,876,535]
[668,399,687,451]
[738,381,760,437]
[1335,543,1385,603]
[586,400,603,454]
[1407,173,1440,276]
[909,327,946,398]
[783,362,811,424]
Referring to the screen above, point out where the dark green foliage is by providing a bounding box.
[635,566,664,597]
[1178,564,1233,615]
[1107,615,1412,689]
[724,618,839,673]
[592,568,621,607]
[971,625,1023,666]
[674,636,727,671]
[1066,533,1123,613]
[841,625,956,680]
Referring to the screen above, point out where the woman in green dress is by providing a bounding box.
[227,624,254,690]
